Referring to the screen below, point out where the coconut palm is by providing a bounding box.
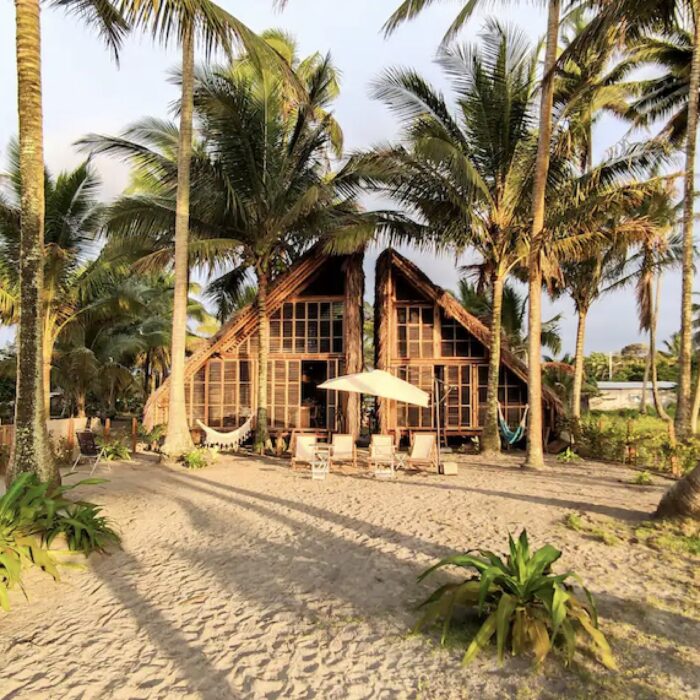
[457,280,563,360]
[0,149,104,416]
[364,20,661,454]
[120,1,299,458]
[10,0,127,485]
[81,51,372,452]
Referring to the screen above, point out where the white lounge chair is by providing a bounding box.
[406,433,438,472]
[291,434,317,471]
[330,434,357,470]
[369,434,395,478]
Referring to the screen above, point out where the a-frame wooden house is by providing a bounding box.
[144,245,365,439]
[374,248,560,441]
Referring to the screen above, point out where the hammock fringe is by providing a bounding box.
[196,415,254,451]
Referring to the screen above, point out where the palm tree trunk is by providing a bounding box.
[524,0,560,470]
[342,251,364,440]
[640,350,650,414]
[691,366,700,433]
[655,462,700,519]
[254,266,271,453]
[76,391,86,419]
[7,0,57,487]
[161,22,195,457]
[571,304,588,423]
[674,3,700,441]
[651,274,673,424]
[42,329,52,416]
[481,273,505,454]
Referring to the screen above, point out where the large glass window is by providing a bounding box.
[396,305,434,358]
[441,314,486,358]
[269,301,344,354]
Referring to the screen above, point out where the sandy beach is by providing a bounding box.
[1,453,698,699]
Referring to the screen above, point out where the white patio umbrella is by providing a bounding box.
[318,369,444,469]
[318,369,429,406]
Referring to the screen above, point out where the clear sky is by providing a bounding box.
[0,0,693,354]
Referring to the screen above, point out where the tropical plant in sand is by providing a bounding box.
[415,529,616,668]
[80,50,372,453]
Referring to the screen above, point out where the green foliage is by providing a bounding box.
[557,448,581,464]
[98,438,132,462]
[0,473,120,610]
[180,447,217,470]
[138,422,166,450]
[415,530,616,670]
[578,413,700,474]
[44,502,120,556]
[631,470,653,485]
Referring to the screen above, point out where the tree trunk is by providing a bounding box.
[161,23,195,458]
[481,273,505,454]
[342,251,364,440]
[650,274,673,423]
[571,305,588,423]
[640,350,650,414]
[674,3,700,441]
[691,366,700,433]
[524,0,560,470]
[374,251,392,434]
[42,328,52,417]
[7,0,57,487]
[76,391,86,419]
[254,266,271,453]
[655,462,700,519]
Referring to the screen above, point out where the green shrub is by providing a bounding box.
[631,471,653,486]
[138,423,166,450]
[180,447,217,470]
[415,530,616,669]
[0,474,61,611]
[98,439,131,462]
[557,447,580,464]
[44,502,120,556]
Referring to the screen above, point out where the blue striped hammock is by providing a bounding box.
[498,404,529,445]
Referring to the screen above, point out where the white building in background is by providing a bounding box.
[589,381,676,412]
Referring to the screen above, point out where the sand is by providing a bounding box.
[1,452,698,699]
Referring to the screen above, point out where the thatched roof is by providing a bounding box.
[377,248,561,409]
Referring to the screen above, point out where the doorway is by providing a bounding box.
[301,361,328,428]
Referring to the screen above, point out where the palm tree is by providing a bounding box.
[365,20,661,454]
[9,0,126,486]
[568,0,700,517]
[120,1,296,458]
[0,149,104,415]
[81,52,369,453]
[457,280,563,360]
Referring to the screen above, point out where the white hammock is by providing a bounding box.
[196,416,253,451]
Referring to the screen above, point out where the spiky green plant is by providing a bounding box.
[97,439,132,462]
[415,530,616,669]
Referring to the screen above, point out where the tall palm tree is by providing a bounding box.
[9,0,127,486]
[81,54,369,452]
[121,1,295,458]
[569,0,700,517]
[384,0,565,468]
[0,149,104,415]
[365,20,660,454]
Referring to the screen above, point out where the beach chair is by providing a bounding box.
[291,434,317,471]
[369,434,395,478]
[70,430,105,476]
[329,434,357,470]
[406,433,439,472]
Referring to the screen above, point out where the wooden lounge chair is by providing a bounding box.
[406,433,438,472]
[70,430,105,476]
[369,434,395,478]
[291,434,317,471]
[329,434,357,470]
